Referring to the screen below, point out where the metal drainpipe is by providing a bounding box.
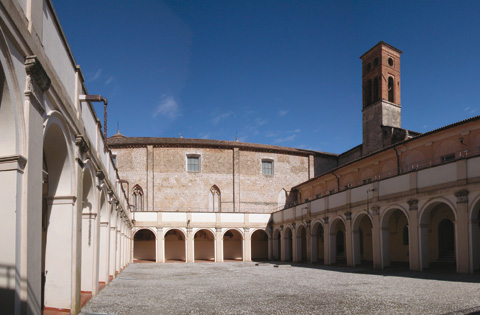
[393,145,400,174]
[79,95,109,152]
[331,171,340,192]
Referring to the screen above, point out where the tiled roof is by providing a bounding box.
[107,136,337,156]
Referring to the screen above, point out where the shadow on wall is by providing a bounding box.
[0,264,35,314]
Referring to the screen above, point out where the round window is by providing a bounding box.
[388,58,394,66]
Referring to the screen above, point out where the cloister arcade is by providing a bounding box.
[272,195,480,273]
[132,228,270,264]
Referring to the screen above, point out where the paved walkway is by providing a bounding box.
[80,262,480,314]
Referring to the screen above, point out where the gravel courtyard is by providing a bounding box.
[80,262,480,315]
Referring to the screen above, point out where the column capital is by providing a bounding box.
[25,56,51,92]
[407,199,418,211]
[215,227,222,232]
[323,216,329,224]
[344,212,352,220]
[371,206,380,216]
[291,222,296,229]
[454,190,469,203]
[244,228,250,233]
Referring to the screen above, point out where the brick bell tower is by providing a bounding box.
[360,41,402,155]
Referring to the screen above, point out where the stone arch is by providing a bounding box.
[283,227,293,261]
[223,229,243,261]
[469,194,480,272]
[209,185,221,212]
[97,189,110,285]
[295,224,308,262]
[133,228,156,262]
[194,229,215,262]
[164,228,186,262]
[132,184,144,211]
[273,228,282,260]
[0,26,25,156]
[380,205,410,268]
[352,212,373,266]
[329,217,346,265]
[278,189,287,209]
[419,199,457,270]
[81,163,98,293]
[434,139,461,159]
[251,229,268,261]
[311,220,324,263]
[42,112,75,310]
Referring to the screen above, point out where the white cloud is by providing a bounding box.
[274,134,296,143]
[153,95,181,119]
[105,76,115,85]
[89,69,102,82]
[465,106,470,111]
[199,133,210,139]
[212,112,233,125]
[278,110,288,116]
[293,129,301,133]
[255,118,268,126]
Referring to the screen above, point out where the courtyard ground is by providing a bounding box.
[80,262,480,314]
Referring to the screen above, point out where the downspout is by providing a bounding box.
[79,94,109,152]
[393,145,400,174]
[331,171,340,192]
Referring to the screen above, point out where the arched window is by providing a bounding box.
[209,185,221,212]
[132,184,144,211]
[388,76,394,103]
[373,77,379,102]
[365,79,372,106]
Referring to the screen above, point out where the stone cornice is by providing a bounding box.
[0,155,27,173]
[25,56,51,92]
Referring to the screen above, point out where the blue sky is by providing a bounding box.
[52,0,480,154]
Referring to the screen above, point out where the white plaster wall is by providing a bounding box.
[284,208,294,221]
[272,211,282,223]
[418,163,456,188]
[329,191,346,209]
[134,212,157,222]
[248,213,271,223]
[82,102,97,150]
[379,175,409,197]
[16,0,27,14]
[162,212,187,222]
[467,157,480,179]
[311,199,324,214]
[351,184,374,204]
[192,213,216,223]
[220,213,244,223]
[42,5,75,104]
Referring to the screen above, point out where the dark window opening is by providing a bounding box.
[365,80,372,106]
[441,154,455,163]
[373,57,379,67]
[388,57,394,66]
[373,77,379,102]
[388,77,394,103]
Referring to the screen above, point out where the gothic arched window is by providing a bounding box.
[209,185,221,212]
[388,76,394,103]
[132,184,144,211]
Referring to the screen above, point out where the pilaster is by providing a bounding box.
[407,199,421,271]
[454,190,469,273]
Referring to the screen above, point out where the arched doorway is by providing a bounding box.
[165,229,186,262]
[251,230,268,261]
[311,222,324,264]
[81,167,97,294]
[419,202,456,270]
[329,218,346,265]
[42,119,74,310]
[296,225,307,262]
[380,208,409,269]
[438,219,454,259]
[284,227,293,261]
[133,229,156,262]
[471,201,480,272]
[223,229,243,261]
[353,214,373,266]
[194,229,215,262]
[273,229,281,260]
